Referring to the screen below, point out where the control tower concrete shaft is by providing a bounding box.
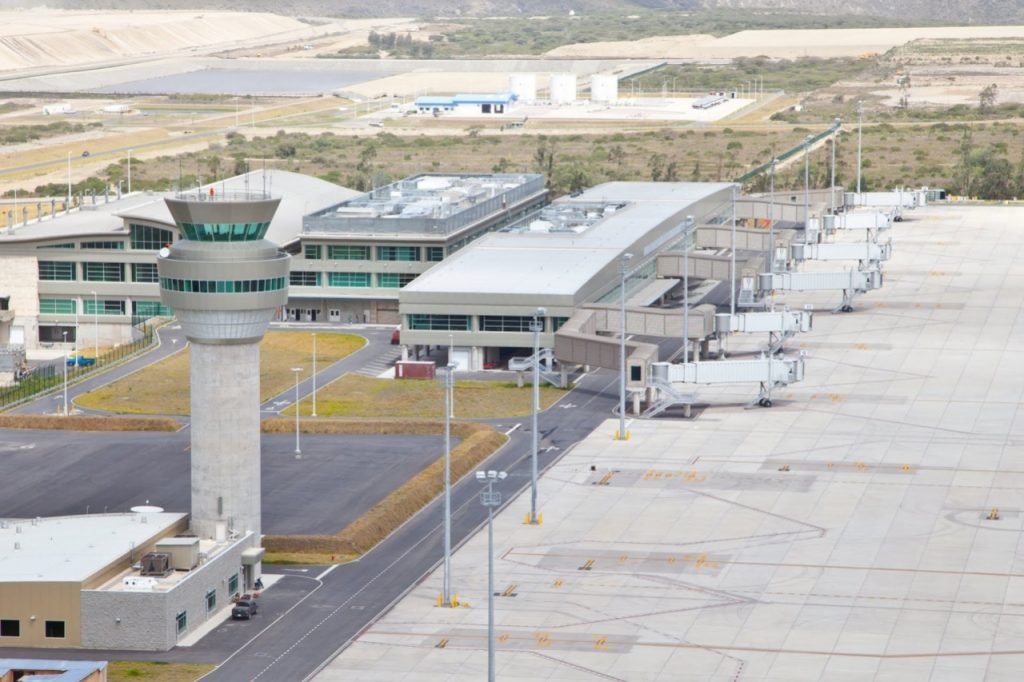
[157,191,289,542]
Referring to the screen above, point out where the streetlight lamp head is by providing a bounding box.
[622,252,633,262]
[497,472,508,480]
[475,471,486,481]
[291,367,302,373]
[535,307,546,317]
[487,470,498,479]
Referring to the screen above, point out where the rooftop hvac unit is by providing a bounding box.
[139,552,172,577]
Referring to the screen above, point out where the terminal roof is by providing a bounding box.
[402,182,733,303]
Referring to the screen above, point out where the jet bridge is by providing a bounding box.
[791,240,892,266]
[714,308,813,354]
[759,268,883,313]
[645,353,805,416]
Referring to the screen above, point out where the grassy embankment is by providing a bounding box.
[74,331,365,416]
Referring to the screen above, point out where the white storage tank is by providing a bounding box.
[508,73,537,103]
[590,74,618,103]
[549,73,577,104]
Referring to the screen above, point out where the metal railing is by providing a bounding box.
[734,119,842,185]
[0,325,156,411]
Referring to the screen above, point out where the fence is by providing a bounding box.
[0,324,156,411]
[734,119,843,185]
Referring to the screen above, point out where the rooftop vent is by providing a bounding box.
[139,552,172,577]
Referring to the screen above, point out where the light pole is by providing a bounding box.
[831,118,840,216]
[311,332,317,417]
[528,307,545,525]
[62,330,68,416]
[617,252,633,441]
[127,149,132,194]
[441,362,455,606]
[856,100,863,195]
[769,157,777,273]
[90,290,97,361]
[291,367,302,455]
[66,151,71,211]
[476,469,507,682]
[804,135,812,232]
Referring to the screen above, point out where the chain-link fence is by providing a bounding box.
[0,324,156,411]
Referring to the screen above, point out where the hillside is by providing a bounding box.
[2,0,1020,24]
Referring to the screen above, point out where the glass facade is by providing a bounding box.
[85,299,126,316]
[38,261,76,281]
[289,271,321,287]
[426,246,445,262]
[377,273,417,288]
[377,245,420,261]
[130,224,174,250]
[80,240,124,250]
[82,262,125,282]
[328,272,371,287]
[328,245,370,260]
[134,300,173,318]
[132,263,159,283]
[37,243,74,249]
[407,314,471,331]
[179,221,271,242]
[175,611,187,635]
[553,316,569,331]
[480,316,543,332]
[160,276,287,293]
[304,244,322,260]
[39,299,76,315]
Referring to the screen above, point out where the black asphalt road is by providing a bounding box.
[0,430,447,536]
[202,370,620,681]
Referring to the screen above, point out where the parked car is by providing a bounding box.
[231,596,259,620]
[65,354,96,367]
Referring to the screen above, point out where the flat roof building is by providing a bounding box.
[285,173,546,324]
[399,181,733,370]
[0,511,255,650]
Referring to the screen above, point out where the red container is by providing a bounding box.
[395,361,436,380]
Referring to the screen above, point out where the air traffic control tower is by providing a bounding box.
[157,188,289,548]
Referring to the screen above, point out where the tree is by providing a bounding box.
[533,138,556,182]
[979,83,998,111]
[491,157,512,173]
[648,153,666,181]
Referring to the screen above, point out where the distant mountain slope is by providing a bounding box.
[2,0,1019,24]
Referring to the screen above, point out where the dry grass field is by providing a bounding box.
[287,374,567,418]
[75,331,365,415]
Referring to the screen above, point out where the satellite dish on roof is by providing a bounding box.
[131,505,164,513]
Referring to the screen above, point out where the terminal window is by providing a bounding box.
[82,262,125,282]
[0,619,19,637]
[480,316,543,333]
[130,224,174,250]
[80,240,125,250]
[84,299,127,316]
[134,300,172,318]
[228,574,239,598]
[328,272,371,287]
[407,314,471,331]
[132,263,159,283]
[39,299,76,315]
[290,271,321,287]
[38,261,76,281]
[206,589,217,613]
[328,245,370,260]
[304,244,322,260]
[377,246,420,261]
[44,620,65,638]
[377,273,417,288]
[425,247,445,262]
